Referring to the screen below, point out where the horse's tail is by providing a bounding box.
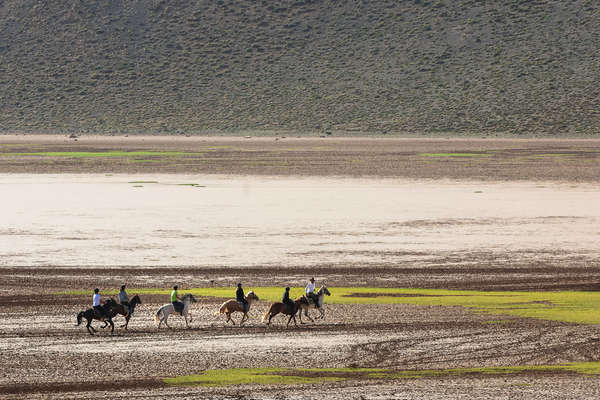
[215,302,228,316]
[154,307,162,325]
[76,311,84,326]
[262,304,274,323]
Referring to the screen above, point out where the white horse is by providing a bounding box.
[155,293,197,329]
[297,285,331,323]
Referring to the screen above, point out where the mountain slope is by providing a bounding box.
[1,0,599,135]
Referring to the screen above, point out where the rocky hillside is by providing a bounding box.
[1,0,599,135]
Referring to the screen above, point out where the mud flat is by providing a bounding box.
[1,136,600,399]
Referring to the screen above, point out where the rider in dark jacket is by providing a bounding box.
[236,283,248,312]
[282,287,295,314]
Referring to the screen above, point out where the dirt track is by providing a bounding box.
[2,136,600,399]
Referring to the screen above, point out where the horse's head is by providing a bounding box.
[131,294,142,305]
[183,293,197,303]
[105,298,118,306]
[246,291,259,301]
[322,286,331,296]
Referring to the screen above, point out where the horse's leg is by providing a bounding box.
[286,314,297,327]
[121,314,130,329]
[268,310,278,326]
[109,319,114,335]
[184,312,190,328]
[86,319,94,335]
[227,312,235,325]
[304,307,315,323]
[319,307,325,319]
[240,312,248,325]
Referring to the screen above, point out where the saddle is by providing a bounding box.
[237,300,248,312]
[93,307,106,320]
[173,301,184,314]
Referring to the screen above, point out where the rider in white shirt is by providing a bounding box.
[305,277,318,305]
[92,288,105,317]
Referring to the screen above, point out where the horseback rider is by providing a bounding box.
[118,284,131,317]
[305,277,318,306]
[171,285,184,315]
[236,283,248,313]
[282,287,295,315]
[92,288,106,318]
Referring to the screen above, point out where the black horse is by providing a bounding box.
[101,294,142,330]
[76,298,118,335]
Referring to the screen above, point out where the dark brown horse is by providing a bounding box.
[262,298,308,327]
[76,298,118,335]
[101,295,142,330]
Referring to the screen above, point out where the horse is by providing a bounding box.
[296,285,331,323]
[215,291,259,325]
[155,293,197,329]
[76,298,118,335]
[262,298,307,327]
[101,294,142,330]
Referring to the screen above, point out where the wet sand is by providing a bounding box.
[2,174,599,269]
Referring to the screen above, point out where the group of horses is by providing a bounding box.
[76,286,331,335]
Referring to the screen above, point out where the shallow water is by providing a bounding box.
[1,174,599,267]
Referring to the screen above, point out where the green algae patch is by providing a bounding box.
[164,363,600,387]
[164,368,343,387]
[57,287,600,325]
[128,181,159,184]
[418,153,492,158]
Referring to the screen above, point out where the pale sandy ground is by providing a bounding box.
[2,174,599,267]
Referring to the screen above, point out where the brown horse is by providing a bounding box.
[215,291,259,325]
[262,298,308,327]
[101,295,142,330]
[76,298,118,335]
